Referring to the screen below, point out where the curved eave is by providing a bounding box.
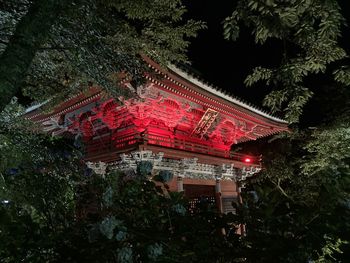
[237,129,290,143]
[25,89,102,122]
[168,64,288,125]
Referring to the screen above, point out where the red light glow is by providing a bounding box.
[244,158,251,163]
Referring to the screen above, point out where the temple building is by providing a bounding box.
[25,56,289,214]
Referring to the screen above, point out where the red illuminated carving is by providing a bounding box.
[26,56,289,166]
[61,87,280,159]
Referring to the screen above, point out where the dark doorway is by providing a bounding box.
[183,184,217,213]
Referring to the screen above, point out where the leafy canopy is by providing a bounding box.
[223,0,349,123]
[0,0,204,111]
[223,1,350,261]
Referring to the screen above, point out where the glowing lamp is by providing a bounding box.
[244,158,251,163]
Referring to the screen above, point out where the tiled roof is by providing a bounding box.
[168,64,287,124]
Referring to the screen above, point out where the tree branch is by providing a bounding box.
[38,46,73,51]
[274,178,293,201]
[0,40,9,45]
[0,0,75,112]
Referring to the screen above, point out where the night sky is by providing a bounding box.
[185,0,278,106]
[184,0,350,115]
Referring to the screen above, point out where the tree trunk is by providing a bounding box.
[0,0,71,111]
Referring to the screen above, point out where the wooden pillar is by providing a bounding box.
[215,178,223,213]
[236,180,246,235]
[177,176,184,192]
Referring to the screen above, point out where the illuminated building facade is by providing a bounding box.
[26,57,288,214]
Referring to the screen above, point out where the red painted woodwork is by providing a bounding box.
[26,57,289,164]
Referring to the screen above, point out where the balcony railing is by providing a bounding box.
[85,131,259,164]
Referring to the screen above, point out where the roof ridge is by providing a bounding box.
[167,64,288,124]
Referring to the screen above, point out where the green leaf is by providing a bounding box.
[244,67,273,86]
[102,186,113,208]
[99,216,119,239]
